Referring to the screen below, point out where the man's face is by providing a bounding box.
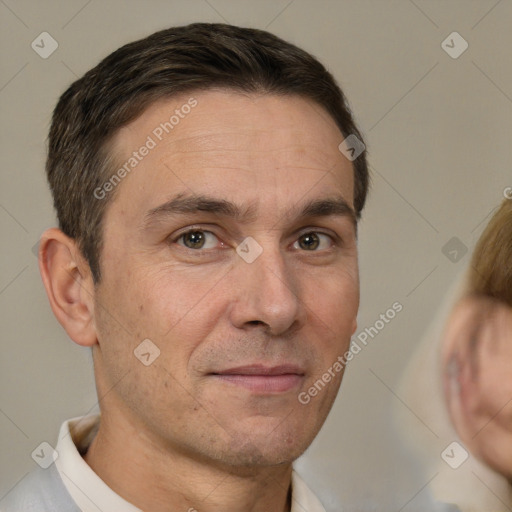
[92,90,359,468]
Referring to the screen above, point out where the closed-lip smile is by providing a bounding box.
[211,364,305,393]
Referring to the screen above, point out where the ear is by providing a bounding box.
[38,228,97,347]
[442,297,512,479]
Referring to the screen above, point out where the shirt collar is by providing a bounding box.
[55,415,326,512]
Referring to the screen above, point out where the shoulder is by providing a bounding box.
[1,464,79,512]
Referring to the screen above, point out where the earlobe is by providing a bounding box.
[38,228,98,347]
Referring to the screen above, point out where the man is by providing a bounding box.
[2,23,369,511]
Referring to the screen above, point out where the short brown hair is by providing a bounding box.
[468,198,512,306]
[46,23,369,283]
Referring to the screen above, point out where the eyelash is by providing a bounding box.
[171,227,337,252]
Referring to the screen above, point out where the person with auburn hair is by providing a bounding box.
[395,198,511,511]
[442,198,512,482]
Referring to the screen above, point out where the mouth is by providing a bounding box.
[210,364,305,393]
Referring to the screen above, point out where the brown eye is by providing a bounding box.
[177,230,220,250]
[293,232,333,251]
[298,233,320,250]
[182,231,205,249]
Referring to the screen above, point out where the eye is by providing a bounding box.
[293,232,333,251]
[176,230,220,250]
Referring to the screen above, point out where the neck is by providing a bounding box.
[83,413,293,512]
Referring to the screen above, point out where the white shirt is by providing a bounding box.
[55,415,327,512]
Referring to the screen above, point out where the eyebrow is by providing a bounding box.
[143,192,357,230]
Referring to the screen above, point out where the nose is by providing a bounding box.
[228,244,304,336]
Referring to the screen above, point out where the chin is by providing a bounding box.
[263,436,312,464]
[211,427,313,469]
[221,446,304,469]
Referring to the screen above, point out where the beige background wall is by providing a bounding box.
[1,1,511,511]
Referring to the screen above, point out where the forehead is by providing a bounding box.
[106,90,354,222]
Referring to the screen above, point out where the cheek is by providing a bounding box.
[300,267,359,371]
[103,256,225,336]
[115,263,233,380]
[476,315,512,418]
[305,267,359,327]
[146,266,230,340]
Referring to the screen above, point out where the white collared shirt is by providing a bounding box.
[55,415,326,512]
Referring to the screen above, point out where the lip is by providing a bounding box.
[210,364,305,393]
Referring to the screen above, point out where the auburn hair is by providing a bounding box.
[468,198,512,306]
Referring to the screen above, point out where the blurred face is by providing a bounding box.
[91,90,359,469]
[442,296,512,480]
